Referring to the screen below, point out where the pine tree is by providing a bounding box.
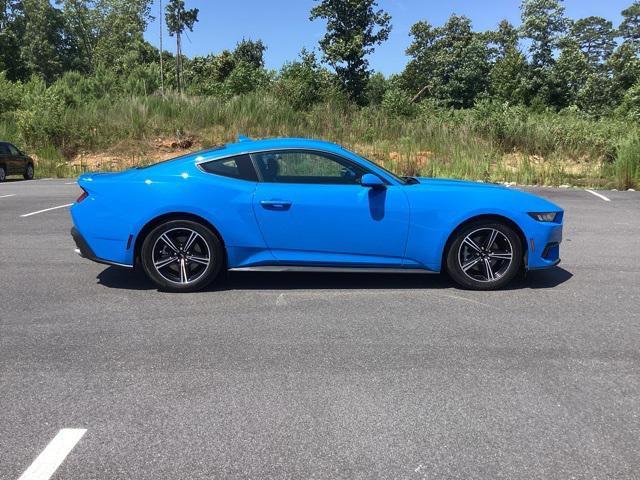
[165,0,198,93]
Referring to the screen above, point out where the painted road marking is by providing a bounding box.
[17,429,86,480]
[0,194,16,199]
[20,204,73,218]
[65,182,77,185]
[586,189,611,202]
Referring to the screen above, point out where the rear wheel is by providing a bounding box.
[0,165,6,182]
[446,220,522,290]
[141,219,224,292]
[23,163,34,180]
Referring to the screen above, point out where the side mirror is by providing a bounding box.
[360,173,386,189]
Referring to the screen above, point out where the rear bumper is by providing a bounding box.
[71,227,132,269]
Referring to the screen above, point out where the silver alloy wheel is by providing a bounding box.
[0,167,5,182]
[26,165,34,178]
[151,227,211,284]
[458,227,513,283]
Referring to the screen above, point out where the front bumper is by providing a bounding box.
[71,227,132,269]
[526,222,563,270]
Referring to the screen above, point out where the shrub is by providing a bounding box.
[365,72,388,106]
[273,50,328,110]
[0,71,23,113]
[381,88,417,117]
[617,81,640,121]
[224,62,270,96]
[185,52,236,95]
[15,77,68,147]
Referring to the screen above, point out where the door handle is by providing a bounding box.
[260,199,292,210]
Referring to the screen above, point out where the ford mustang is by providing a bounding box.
[70,137,564,292]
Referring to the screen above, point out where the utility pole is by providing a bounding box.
[159,0,165,96]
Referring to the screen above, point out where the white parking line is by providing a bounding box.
[0,194,16,199]
[585,189,611,202]
[17,429,86,480]
[64,182,77,185]
[20,204,73,218]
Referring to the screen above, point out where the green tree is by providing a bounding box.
[520,0,568,69]
[569,16,615,66]
[56,0,153,74]
[310,0,391,104]
[490,48,529,104]
[275,49,329,110]
[550,41,590,108]
[224,60,269,96]
[0,71,24,112]
[403,15,492,108]
[184,51,234,94]
[520,0,568,106]
[576,73,614,116]
[165,0,198,93]
[19,0,69,82]
[55,0,97,73]
[617,80,640,119]
[620,1,640,49]
[233,39,266,69]
[490,19,519,60]
[0,0,27,80]
[608,42,640,102]
[365,71,388,105]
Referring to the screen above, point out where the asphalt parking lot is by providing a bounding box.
[1,178,639,479]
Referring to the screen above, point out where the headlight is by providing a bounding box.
[528,212,558,222]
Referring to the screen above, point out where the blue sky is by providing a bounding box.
[144,0,633,75]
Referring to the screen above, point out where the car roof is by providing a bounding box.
[141,137,348,171]
[216,137,344,157]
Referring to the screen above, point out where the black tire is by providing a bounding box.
[141,219,224,293]
[446,220,523,291]
[0,165,6,182]
[23,163,34,180]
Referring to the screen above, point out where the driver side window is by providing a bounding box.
[253,150,367,185]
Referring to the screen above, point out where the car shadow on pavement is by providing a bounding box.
[96,266,573,292]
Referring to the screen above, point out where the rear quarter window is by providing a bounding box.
[200,154,258,182]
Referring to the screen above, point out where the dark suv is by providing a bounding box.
[0,142,34,182]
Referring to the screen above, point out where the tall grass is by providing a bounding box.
[1,92,637,186]
[615,134,640,190]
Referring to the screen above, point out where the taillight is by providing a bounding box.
[76,189,89,203]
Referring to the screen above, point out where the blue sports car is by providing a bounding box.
[70,136,563,292]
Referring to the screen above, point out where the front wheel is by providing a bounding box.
[446,221,523,290]
[23,163,34,180]
[0,165,6,182]
[141,220,224,292]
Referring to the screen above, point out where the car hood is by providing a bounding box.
[414,177,506,190]
[410,177,562,212]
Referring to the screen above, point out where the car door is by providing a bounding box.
[6,143,23,174]
[0,143,11,174]
[251,149,410,267]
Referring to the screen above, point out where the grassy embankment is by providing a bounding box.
[0,93,638,189]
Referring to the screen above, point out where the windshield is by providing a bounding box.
[358,154,408,185]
